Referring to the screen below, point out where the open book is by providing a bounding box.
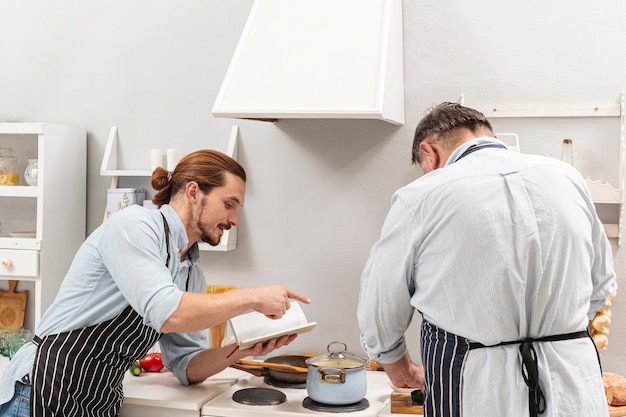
[228,301,317,349]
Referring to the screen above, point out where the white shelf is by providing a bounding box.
[0,123,86,330]
[462,92,625,245]
[0,123,46,135]
[469,103,620,118]
[0,185,38,198]
[100,125,240,251]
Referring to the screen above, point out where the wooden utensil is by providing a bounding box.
[0,280,27,329]
[238,359,308,373]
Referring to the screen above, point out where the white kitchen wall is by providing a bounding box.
[0,0,624,374]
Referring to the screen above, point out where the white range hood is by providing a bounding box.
[212,0,405,125]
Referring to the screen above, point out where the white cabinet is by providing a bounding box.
[0,123,86,331]
[100,125,239,251]
[463,92,625,244]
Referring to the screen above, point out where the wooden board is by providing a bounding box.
[390,392,626,416]
[0,280,27,329]
[390,392,423,415]
[610,405,626,417]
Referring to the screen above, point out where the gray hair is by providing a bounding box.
[411,102,493,164]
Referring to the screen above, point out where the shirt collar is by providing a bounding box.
[446,137,509,167]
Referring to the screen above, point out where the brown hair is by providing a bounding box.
[412,102,493,164]
[151,149,246,207]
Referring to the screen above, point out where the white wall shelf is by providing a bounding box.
[462,92,625,245]
[100,125,240,251]
[0,122,86,330]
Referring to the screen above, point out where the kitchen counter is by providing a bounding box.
[120,367,242,417]
[1,354,239,417]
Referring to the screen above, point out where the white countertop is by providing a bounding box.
[1,355,239,415]
[121,367,242,411]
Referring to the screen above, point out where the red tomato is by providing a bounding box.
[138,352,164,372]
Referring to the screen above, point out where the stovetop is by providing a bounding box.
[201,369,395,416]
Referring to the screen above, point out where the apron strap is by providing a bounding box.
[160,212,171,267]
[469,329,589,417]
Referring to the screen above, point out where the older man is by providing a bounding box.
[358,102,617,417]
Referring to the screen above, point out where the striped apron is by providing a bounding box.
[29,213,173,417]
[30,306,161,416]
[421,319,594,417]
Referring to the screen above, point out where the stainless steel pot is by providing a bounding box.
[305,342,367,405]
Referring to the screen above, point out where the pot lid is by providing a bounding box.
[306,342,367,369]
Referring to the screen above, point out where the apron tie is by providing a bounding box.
[519,340,546,417]
[470,330,590,416]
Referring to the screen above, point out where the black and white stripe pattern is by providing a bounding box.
[421,319,471,417]
[31,306,161,417]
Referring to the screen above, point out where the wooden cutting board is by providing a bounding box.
[390,392,423,415]
[610,405,626,417]
[390,392,626,416]
[0,280,27,329]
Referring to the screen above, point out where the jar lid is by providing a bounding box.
[305,342,366,369]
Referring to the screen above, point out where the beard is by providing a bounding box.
[199,223,230,246]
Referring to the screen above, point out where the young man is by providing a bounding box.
[0,149,310,417]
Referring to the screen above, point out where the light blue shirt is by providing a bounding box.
[357,137,617,415]
[1,204,207,405]
[357,138,617,417]
[357,136,617,360]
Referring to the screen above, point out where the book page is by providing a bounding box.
[228,301,316,349]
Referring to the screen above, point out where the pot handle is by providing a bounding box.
[317,367,346,384]
[229,363,265,377]
[327,341,348,355]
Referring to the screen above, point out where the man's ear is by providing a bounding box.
[419,141,439,172]
[185,181,200,201]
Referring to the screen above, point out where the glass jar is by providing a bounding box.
[0,148,19,186]
[560,139,574,166]
[24,159,38,186]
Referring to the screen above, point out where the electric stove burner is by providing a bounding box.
[263,376,306,389]
[232,388,287,406]
[302,397,370,413]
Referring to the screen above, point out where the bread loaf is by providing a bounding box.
[606,385,626,406]
[590,291,617,350]
[603,372,626,406]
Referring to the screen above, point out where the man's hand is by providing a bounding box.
[383,352,425,390]
[251,286,311,319]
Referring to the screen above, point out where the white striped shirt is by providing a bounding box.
[357,137,617,416]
